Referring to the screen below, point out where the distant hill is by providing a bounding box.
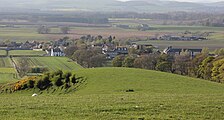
[0,0,223,13]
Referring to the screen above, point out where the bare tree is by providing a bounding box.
[60,26,70,34]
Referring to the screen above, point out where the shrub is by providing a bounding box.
[53,76,63,87]
[36,80,44,90]
[28,80,35,88]
[63,72,72,83]
[54,70,63,78]
[71,74,77,84]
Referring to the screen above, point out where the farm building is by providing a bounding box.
[102,46,128,59]
[163,46,202,57]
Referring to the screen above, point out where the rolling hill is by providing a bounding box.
[0,0,223,13]
[1,68,224,119]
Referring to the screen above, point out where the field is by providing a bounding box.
[0,50,6,56]
[1,68,224,119]
[0,73,17,84]
[9,50,46,56]
[0,57,13,68]
[0,26,48,42]
[0,57,17,83]
[13,57,82,71]
[0,57,17,84]
[0,24,224,50]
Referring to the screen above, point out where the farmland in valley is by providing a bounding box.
[0,57,18,83]
[0,24,224,50]
[0,50,6,56]
[13,57,83,71]
[9,50,46,56]
[0,57,13,68]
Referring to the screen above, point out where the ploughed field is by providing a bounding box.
[1,68,224,119]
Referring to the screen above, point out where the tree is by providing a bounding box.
[89,54,107,68]
[60,26,70,34]
[212,58,224,83]
[63,72,72,82]
[156,61,172,72]
[37,26,50,34]
[53,76,63,87]
[112,55,125,67]
[28,80,35,88]
[188,53,208,77]
[108,36,113,43]
[64,46,78,57]
[198,56,215,80]
[173,53,191,75]
[71,74,77,84]
[133,55,158,70]
[122,56,135,68]
[18,57,29,77]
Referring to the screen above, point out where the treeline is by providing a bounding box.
[112,48,224,83]
[43,17,108,24]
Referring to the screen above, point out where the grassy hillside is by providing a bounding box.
[75,68,224,94]
[1,68,224,119]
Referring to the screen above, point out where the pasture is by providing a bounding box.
[13,57,82,71]
[0,26,48,42]
[9,50,46,56]
[1,68,224,119]
[0,50,6,56]
[0,57,13,68]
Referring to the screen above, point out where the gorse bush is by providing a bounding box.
[1,70,83,93]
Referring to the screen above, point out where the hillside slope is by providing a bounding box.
[1,68,224,119]
[74,67,224,94]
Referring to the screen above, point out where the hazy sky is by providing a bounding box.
[118,0,224,3]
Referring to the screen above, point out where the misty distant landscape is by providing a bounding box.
[0,0,224,13]
[0,0,224,119]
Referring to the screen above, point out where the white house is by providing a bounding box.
[50,47,65,56]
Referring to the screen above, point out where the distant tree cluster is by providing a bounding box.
[72,49,107,68]
[37,26,50,34]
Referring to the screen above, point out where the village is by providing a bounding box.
[0,35,204,58]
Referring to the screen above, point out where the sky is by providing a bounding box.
[118,0,224,3]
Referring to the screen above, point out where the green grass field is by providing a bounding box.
[0,50,6,56]
[1,68,224,119]
[0,73,17,84]
[13,57,82,71]
[0,67,17,84]
[9,50,46,56]
[0,57,13,68]
[0,26,48,42]
[0,57,17,83]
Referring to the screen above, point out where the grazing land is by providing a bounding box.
[9,50,46,56]
[1,68,224,119]
[0,50,6,56]
[0,26,48,42]
[0,57,13,68]
[0,57,17,83]
[13,57,83,71]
